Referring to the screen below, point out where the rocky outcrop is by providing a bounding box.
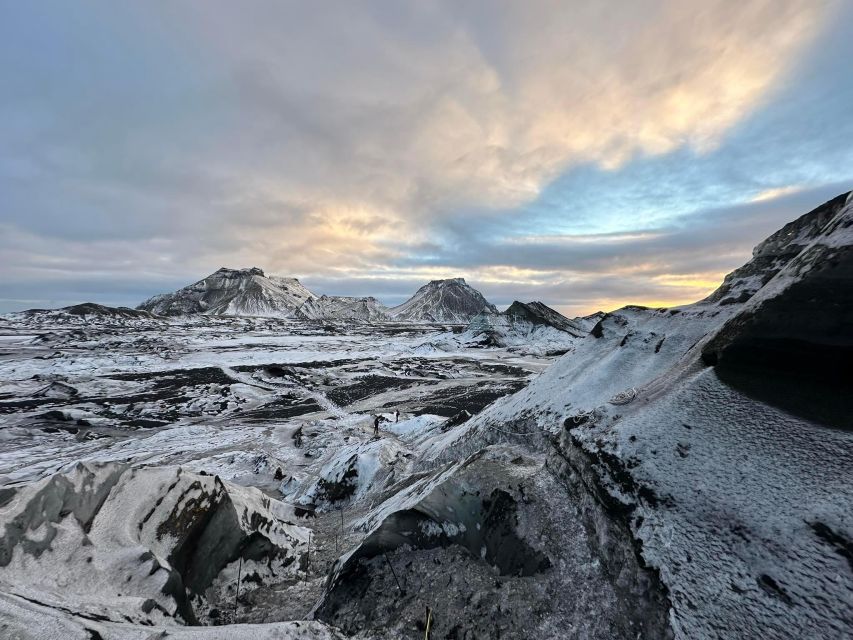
[64,303,159,319]
[442,300,586,355]
[390,278,497,323]
[702,191,850,306]
[702,191,853,429]
[138,267,316,317]
[503,301,586,336]
[13,303,161,324]
[296,295,390,322]
[469,300,586,338]
[315,446,672,639]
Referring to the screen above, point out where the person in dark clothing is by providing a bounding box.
[373,414,382,437]
[395,409,400,423]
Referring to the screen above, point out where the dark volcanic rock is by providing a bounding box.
[19,302,159,320]
[316,447,672,639]
[703,192,853,429]
[63,303,156,319]
[504,300,586,336]
[703,192,850,306]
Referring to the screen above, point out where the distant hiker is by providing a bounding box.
[395,409,400,423]
[373,415,382,437]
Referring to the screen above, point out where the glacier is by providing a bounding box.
[1,192,851,639]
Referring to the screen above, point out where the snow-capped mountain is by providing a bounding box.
[431,300,586,355]
[137,267,316,317]
[135,271,497,324]
[390,277,497,323]
[296,295,390,322]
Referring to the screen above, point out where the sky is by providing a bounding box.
[1,0,852,316]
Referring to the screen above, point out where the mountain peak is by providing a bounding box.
[391,277,496,323]
[137,267,315,317]
[501,301,586,336]
[428,277,466,286]
[214,266,265,277]
[704,192,851,306]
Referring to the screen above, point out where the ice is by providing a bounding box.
[0,192,851,638]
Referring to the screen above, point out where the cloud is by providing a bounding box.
[313,181,849,315]
[162,0,829,211]
[0,0,848,315]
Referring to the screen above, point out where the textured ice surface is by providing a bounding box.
[1,194,850,638]
[0,312,556,636]
[0,462,309,631]
[419,193,853,638]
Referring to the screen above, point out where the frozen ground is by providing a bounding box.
[0,315,546,489]
[0,313,562,638]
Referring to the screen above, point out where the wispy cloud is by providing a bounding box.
[750,185,805,202]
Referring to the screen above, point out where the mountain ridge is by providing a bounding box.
[296,295,391,322]
[136,272,498,323]
[450,299,586,354]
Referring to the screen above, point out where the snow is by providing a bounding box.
[296,295,390,321]
[417,299,591,356]
[1,193,850,637]
[614,369,852,638]
[390,277,497,323]
[415,192,853,637]
[384,413,443,437]
[282,436,409,510]
[0,591,343,639]
[0,463,310,630]
[135,270,498,325]
[138,267,316,318]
